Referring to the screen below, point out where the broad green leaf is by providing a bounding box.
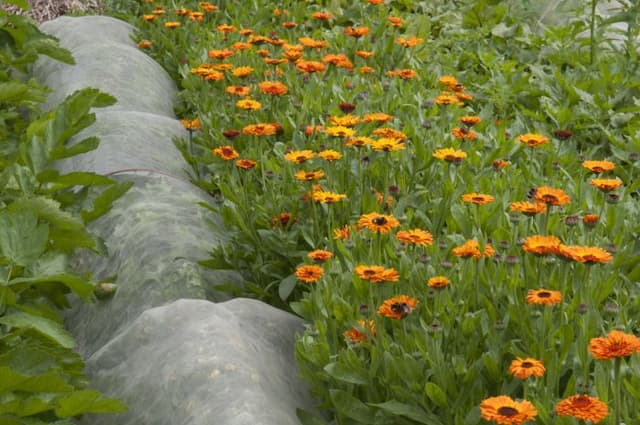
[38,171,114,191]
[0,394,51,416]
[0,210,48,267]
[0,311,74,348]
[48,227,98,253]
[369,400,442,425]
[0,81,45,104]
[54,390,126,417]
[49,137,99,160]
[8,196,84,231]
[0,366,73,392]
[424,382,448,408]
[324,362,368,385]
[23,38,74,64]
[81,181,133,223]
[296,408,328,425]
[278,274,298,301]
[329,389,376,423]
[9,274,94,301]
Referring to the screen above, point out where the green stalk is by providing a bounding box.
[613,357,622,425]
[590,0,599,65]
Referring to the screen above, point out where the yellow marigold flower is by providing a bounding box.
[188,11,204,22]
[461,193,494,205]
[396,36,424,47]
[363,113,393,123]
[480,396,537,425]
[318,150,342,161]
[556,395,608,423]
[329,115,361,127]
[259,81,288,95]
[142,14,156,21]
[358,212,400,234]
[235,98,261,110]
[508,358,545,379]
[370,138,405,152]
[138,40,152,49]
[589,178,623,192]
[180,119,201,131]
[433,148,467,163]
[510,201,546,216]
[526,289,562,306]
[452,240,494,259]
[242,123,277,136]
[216,24,236,33]
[164,21,180,29]
[298,37,328,49]
[534,186,570,206]
[434,93,463,106]
[589,330,640,360]
[372,128,406,139]
[427,276,450,289]
[232,66,254,77]
[325,126,356,137]
[226,85,251,96]
[451,127,477,141]
[439,75,459,89]
[333,225,351,240]
[396,229,434,246]
[232,42,252,51]
[285,150,315,164]
[344,319,376,343]
[295,264,324,283]
[355,265,398,283]
[212,145,239,160]
[522,235,561,255]
[386,68,417,79]
[235,159,257,170]
[345,136,373,148]
[459,115,481,126]
[307,249,333,262]
[355,50,374,59]
[208,49,235,60]
[517,133,549,147]
[378,295,418,319]
[311,191,347,204]
[557,245,613,263]
[582,160,615,173]
[294,170,325,181]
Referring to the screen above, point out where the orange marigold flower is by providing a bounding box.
[452,239,495,259]
[282,21,297,28]
[455,91,472,101]
[295,264,324,283]
[344,26,370,38]
[557,244,613,263]
[433,148,467,163]
[232,42,252,51]
[355,265,398,283]
[370,138,405,152]
[493,159,510,170]
[138,40,152,49]
[582,160,615,173]
[295,59,326,73]
[372,127,406,139]
[208,49,235,60]
[295,170,325,181]
[199,2,218,12]
[396,36,424,47]
[589,330,640,360]
[285,150,315,164]
[226,85,251,96]
[318,150,343,161]
[508,358,545,379]
[259,81,288,95]
[142,14,156,21]
[461,193,494,205]
[451,127,478,141]
[355,50,374,59]
[216,24,236,33]
[304,125,325,136]
[329,115,361,127]
[555,395,608,423]
[459,115,481,126]
[396,229,434,246]
[386,68,417,79]
[180,118,201,131]
[589,178,623,192]
[232,66,254,77]
[307,249,333,262]
[522,235,561,255]
[344,319,376,343]
[298,37,328,49]
[526,289,562,306]
[582,213,599,226]
[378,295,418,319]
[510,201,546,216]
[243,123,277,136]
[534,186,570,206]
[363,113,393,123]
[358,212,400,234]
[236,98,261,110]
[164,21,180,29]
[517,133,549,147]
[345,136,373,148]
[480,396,538,425]
[366,0,384,4]
[427,276,450,289]
[325,125,356,137]
[387,16,404,27]
[311,11,332,20]
[212,145,239,160]
[311,191,347,204]
[188,11,204,22]
[333,225,351,240]
[439,75,459,89]
[235,159,257,170]
[434,93,463,106]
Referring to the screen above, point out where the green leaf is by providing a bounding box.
[0,366,74,392]
[0,311,74,348]
[0,81,45,104]
[8,196,84,231]
[9,274,95,301]
[324,362,368,385]
[81,181,133,223]
[38,171,114,191]
[0,210,49,267]
[278,274,298,301]
[296,408,328,425]
[23,38,74,64]
[369,400,442,424]
[49,137,100,160]
[329,389,376,423]
[54,390,126,417]
[424,382,448,408]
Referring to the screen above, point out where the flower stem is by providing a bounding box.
[613,357,622,425]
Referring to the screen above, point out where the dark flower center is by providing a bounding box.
[363,269,376,276]
[521,361,533,368]
[390,302,411,316]
[542,194,557,203]
[537,291,551,298]
[497,406,519,417]
[372,217,388,225]
[573,396,591,408]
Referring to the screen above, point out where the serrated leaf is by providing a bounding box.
[8,196,84,231]
[49,136,99,160]
[9,274,94,301]
[81,181,133,223]
[424,382,448,408]
[324,362,368,385]
[48,228,97,253]
[0,366,74,392]
[54,390,126,417]
[369,400,442,424]
[0,210,49,266]
[329,389,376,423]
[0,311,74,348]
[278,274,298,301]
